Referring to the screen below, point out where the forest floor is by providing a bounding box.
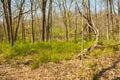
[0,51,120,80]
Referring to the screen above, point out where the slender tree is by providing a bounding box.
[21,14,25,41]
[30,0,35,43]
[95,0,97,19]
[109,0,114,38]
[88,0,92,39]
[74,1,78,41]
[118,0,120,42]
[106,0,110,40]
[14,0,25,41]
[1,0,14,46]
[41,0,47,41]
[46,0,52,41]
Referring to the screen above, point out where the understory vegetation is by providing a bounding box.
[0,39,119,69]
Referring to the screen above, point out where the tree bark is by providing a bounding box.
[1,0,14,46]
[21,15,25,41]
[109,0,114,38]
[14,0,25,41]
[41,0,47,41]
[74,1,78,41]
[46,0,52,41]
[76,1,100,59]
[106,0,110,40]
[30,0,35,43]
[118,0,120,42]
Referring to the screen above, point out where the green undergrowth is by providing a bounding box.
[0,40,120,69]
[89,47,115,57]
[0,41,81,68]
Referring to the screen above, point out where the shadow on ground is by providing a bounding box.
[112,77,120,80]
[93,56,120,80]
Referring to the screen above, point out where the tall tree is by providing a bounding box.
[95,0,97,19]
[46,0,52,41]
[1,0,14,46]
[58,0,73,41]
[21,14,25,41]
[118,0,120,42]
[87,0,92,39]
[41,0,47,41]
[74,1,78,41]
[14,0,25,41]
[62,0,69,41]
[109,0,114,38]
[106,0,110,40]
[30,0,35,43]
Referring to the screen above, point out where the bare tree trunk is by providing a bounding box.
[3,16,7,38]
[14,0,25,41]
[65,22,69,41]
[8,0,13,46]
[87,0,92,39]
[118,0,120,42]
[76,1,100,59]
[62,0,69,41]
[34,1,38,41]
[81,6,84,51]
[46,0,52,41]
[2,1,10,43]
[95,0,97,19]
[78,19,100,59]
[109,0,114,38]
[57,0,69,41]
[106,0,110,40]
[14,10,22,41]
[30,0,35,43]
[74,1,77,41]
[41,0,47,41]
[21,15,25,41]
[2,0,14,46]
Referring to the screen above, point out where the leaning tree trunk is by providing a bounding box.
[78,19,100,59]
[76,1,100,59]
